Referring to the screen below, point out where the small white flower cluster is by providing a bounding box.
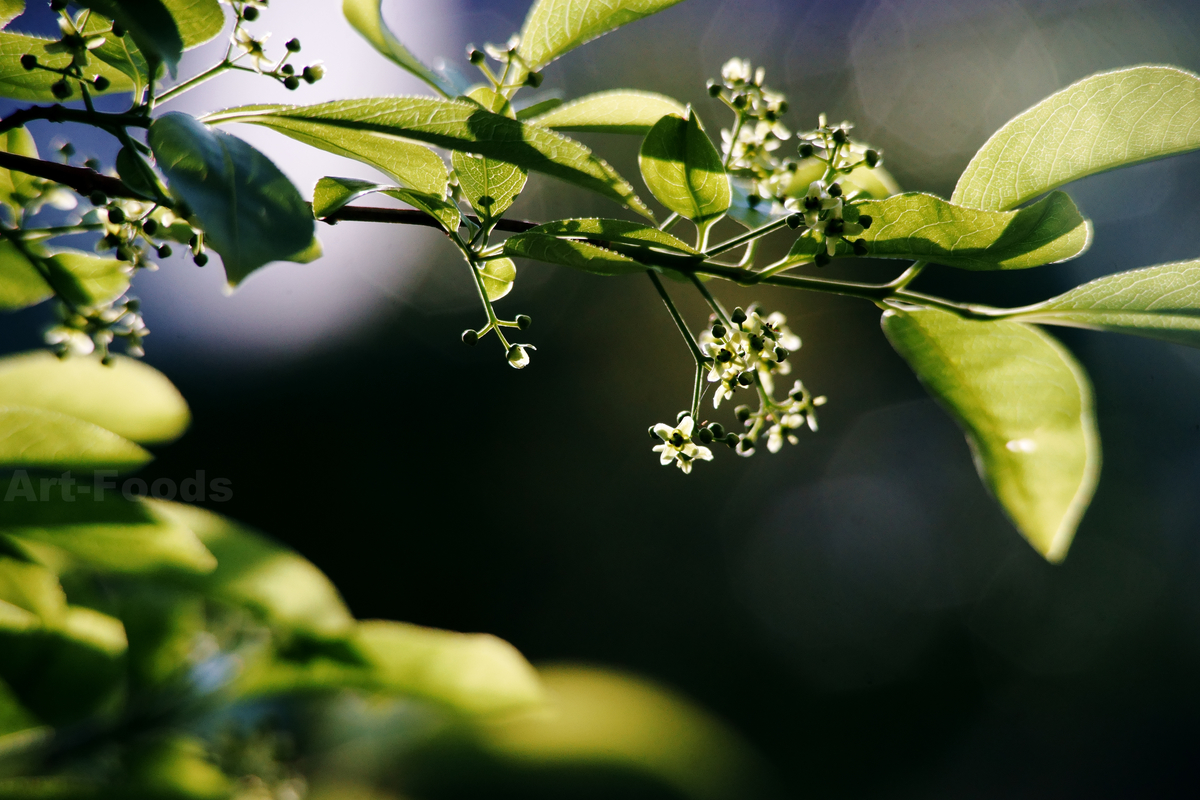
[713,59,792,199]
[650,415,716,474]
[786,179,870,260]
[46,295,148,361]
[796,114,881,173]
[762,380,827,454]
[698,306,801,408]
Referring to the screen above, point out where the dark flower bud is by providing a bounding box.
[785,160,798,171]
[193,253,208,267]
[20,54,36,71]
[858,214,873,230]
[156,244,172,258]
[516,314,532,330]
[107,207,125,224]
[116,245,133,261]
[59,142,74,157]
[101,354,113,366]
[462,329,478,345]
[141,218,158,235]
[89,191,107,206]
[104,233,121,247]
[716,348,732,363]
[188,234,199,248]
[732,94,747,108]
[815,252,832,268]
[712,323,726,339]
[735,405,752,423]
[708,422,725,438]
[126,298,140,311]
[649,425,661,440]
[676,410,691,423]
[699,427,714,444]
[748,334,764,351]
[737,372,755,387]
[84,158,100,171]
[286,38,301,52]
[731,307,747,325]
[852,239,869,256]
[865,149,880,168]
[833,128,848,144]
[825,218,843,236]
[242,5,259,21]
[284,75,300,90]
[786,213,803,229]
[798,142,814,158]
[746,193,760,208]
[93,75,110,91]
[468,47,485,64]
[51,80,71,99]
[111,22,124,37]
[775,346,789,361]
[707,81,721,97]
[778,100,789,114]
[728,433,744,448]
[281,63,294,74]
[524,70,543,88]
[828,182,842,197]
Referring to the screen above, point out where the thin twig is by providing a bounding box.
[0,151,138,199]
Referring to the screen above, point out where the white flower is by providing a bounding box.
[233,28,270,71]
[652,416,713,474]
[721,58,753,84]
[506,343,534,369]
[766,413,805,453]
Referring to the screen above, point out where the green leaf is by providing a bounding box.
[638,109,730,223]
[116,146,160,200]
[524,89,685,134]
[1,492,217,577]
[529,217,696,253]
[480,257,516,301]
[152,502,355,640]
[0,127,37,221]
[162,0,224,49]
[0,350,189,444]
[517,0,687,72]
[504,232,646,275]
[881,306,1099,562]
[0,31,133,101]
[312,176,460,233]
[782,156,900,201]
[124,736,232,800]
[148,112,315,286]
[1013,258,1200,347]
[954,65,1200,211]
[43,249,132,308]
[0,238,47,310]
[786,191,1092,270]
[453,150,526,220]
[0,1,23,30]
[0,678,38,739]
[342,0,453,97]
[77,0,184,75]
[0,406,151,471]
[203,98,653,219]
[515,97,563,120]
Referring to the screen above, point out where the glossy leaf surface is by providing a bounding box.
[638,110,729,223]
[525,90,685,134]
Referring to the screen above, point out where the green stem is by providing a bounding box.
[659,212,680,232]
[155,61,234,105]
[704,215,793,258]
[688,273,732,328]
[691,361,704,420]
[647,270,708,367]
[887,261,926,290]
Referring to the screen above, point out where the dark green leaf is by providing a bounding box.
[638,109,729,223]
[525,89,685,134]
[882,306,1099,562]
[148,112,315,286]
[528,218,699,272]
[954,66,1200,211]
[517,0,687,72]
[0,127,37,221]
[504,232,646,275]
[203,98,653,219]
[515,97,563,120]
[116,146,160,200]
[78,0,183,75]
[0,407,150,471]
[342,0,453,96]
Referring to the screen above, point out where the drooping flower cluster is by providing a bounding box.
[698,305,802,407]
[711,59,793,200]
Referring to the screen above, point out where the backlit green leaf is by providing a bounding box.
[312,176,460,233]
[529,218,696,253]
[517,0,688,72]
[0,127,37,221]
[0,350,189,444]
[786,191,1091,270]
[148,112,315,286]
[0,1,23,30]
[0,239,47,310]
[504,232,645,275]
[0,406,150,471]
[782,157,900,201]
[881,306,1099,562]
[203,98,653,219]
[343,0,453,97]
[453,150,526,220]
[1014,259,1200,347]
[954,66,1200,211]
[78,0,184,75]
[0,31,133,101]
[525,89,684,135]
[480,257,516,301]
[639,109,729,223]
[43,249,132,308]
[162,0,224,48]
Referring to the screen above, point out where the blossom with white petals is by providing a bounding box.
[651,416,713,474]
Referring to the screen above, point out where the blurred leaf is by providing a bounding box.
[0,677,38,738]
[525,89,684,134]
[117,586,204,689]
[0,32,133,101]
[0,406,150,471]
[782,157,899,201]
[0,126,37,220]
[786,191,1091,270]
[517,0,687,72]
[342,0,453,97]
[149,112,314,286]
[1014,259,1200,347]
[204,99,653,220]
[726,177,787,231]
[311,176,460,232]
[477,665,771,800]
[515,97,563,119]
[125,736,231,800]
[530,217,696,253]
[0,238,48,310]
[0,351,189,444]
[152,502,355,639]
[954,65,1200,211]
[639,110,730,223]
[881,306,1099,562]
[43,249,132,308]
[84,0,222,90]
[1,488,217,576]
[504,233,645,275]
[77,0,183,75]
[480,257,516,301]
[0,1,23,30]
[0,557,66,622]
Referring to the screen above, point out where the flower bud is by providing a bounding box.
[827,182,842,197]
[93,75,110,91]
[302,64,325,83]
[852,239,869,256]
[156,244,172,258]
[699,427,714,444]
[676,410,691,423]
[865,149,880,168]
[462,329,478,346]
[101,354,113,366]
[286,38,301,52]
[786,213,803,229]
[711,323,726,339]
[468,47,485,64]
[775,346,789,361]
[193,253,208,267]
[141,218,158,235]
[126,298,140,312]
[107,207,125,224]
[798,142,814,158]
[814,252,831,268]
[51,80,71,100]
[746,193,761,208]
[735,405,751,422]
[708,422,725,438]
[281,63,294,74]
[707,81,721,97]
[59,143,75,158]
[20,54,36,71]
[284,76,300,90]
[832,128,848,144]
[524,71,543,88]
[735,437,754,455]
[89,191,106,206]
[507,343,531,369]
[242,5,259,21]
[731,307,747,325]
[858,214,872,230]
[737,372,754,387]
[648,425,660,440]
[732,94,747,108]
[726,433,742,448]
[516,314,532,330]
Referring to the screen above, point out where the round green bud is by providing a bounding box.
[101,354,113,366]
[699,427,714,444]
[51,80,71,100]
[84,158,101,171]
[726,434,742,448]
[59,142,75,157]
[865,149,880,168]
[735,404,752,422]
[778,100,789,114]
[828,182,842,197]
[468,48,485,65]
[524,71,544,88]
[858,214,873,230]
[734,436,752,453]
[737,372,755,387]
[462,329,478,346]
[286,38,301,52]
[126,298,140,311]
[852,239,869,256]
[516,314,532,330]
[786,213,803,229]
[284,75,300,91]
[281,63,294,75]
[832,128,848,144]
[111,22,124,37]
[707,81,721,97]
[141,218,158,235]
[107,207,125,224]
[746,193,761,208]
[649,425,660,440]
[104,233,121,248]
[815,252,832,268]
[302,64,324,83]
[676,410,691,423]
[156,244,172,258]
[20,54,36,71]
[49,0,66,9]
[825,218,844,236]
[731,307,747,325]
[89,191,106,206]
[93,75,110,91]
[242,5,259,21]
[193,253,208,267]
[712,324,726,339]
[708,422,725,438]
[732,94,748,109]
[798,142,814,158]
[116,246,133,261]
[785,160,799,171]
[775,347,789,361]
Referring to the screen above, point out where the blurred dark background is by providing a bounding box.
[9,0,1200,796]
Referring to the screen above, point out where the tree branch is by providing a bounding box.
[0,104,150,135]
[0,151,139,199]
[322,205,539,234]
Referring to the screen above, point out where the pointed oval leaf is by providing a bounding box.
[0,406,150,471]
[0,32,133,101]
[78,0,184,75]
[955,66,1200,211]
[343,0,453,97]
[148,112,314,286]
[452,150,526,220]
[480,257,516,301]
[786,191,1091,270]
[504,232,646,275]
[639,110,729,223]
[881,306,1099,562]
[312,176,460,232]
[162,0,224,48]
[203,98,653,219]
[0,351,189,445]
[517,0,687,72]
[1014,258,1200,347]
[526,90,684,135]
